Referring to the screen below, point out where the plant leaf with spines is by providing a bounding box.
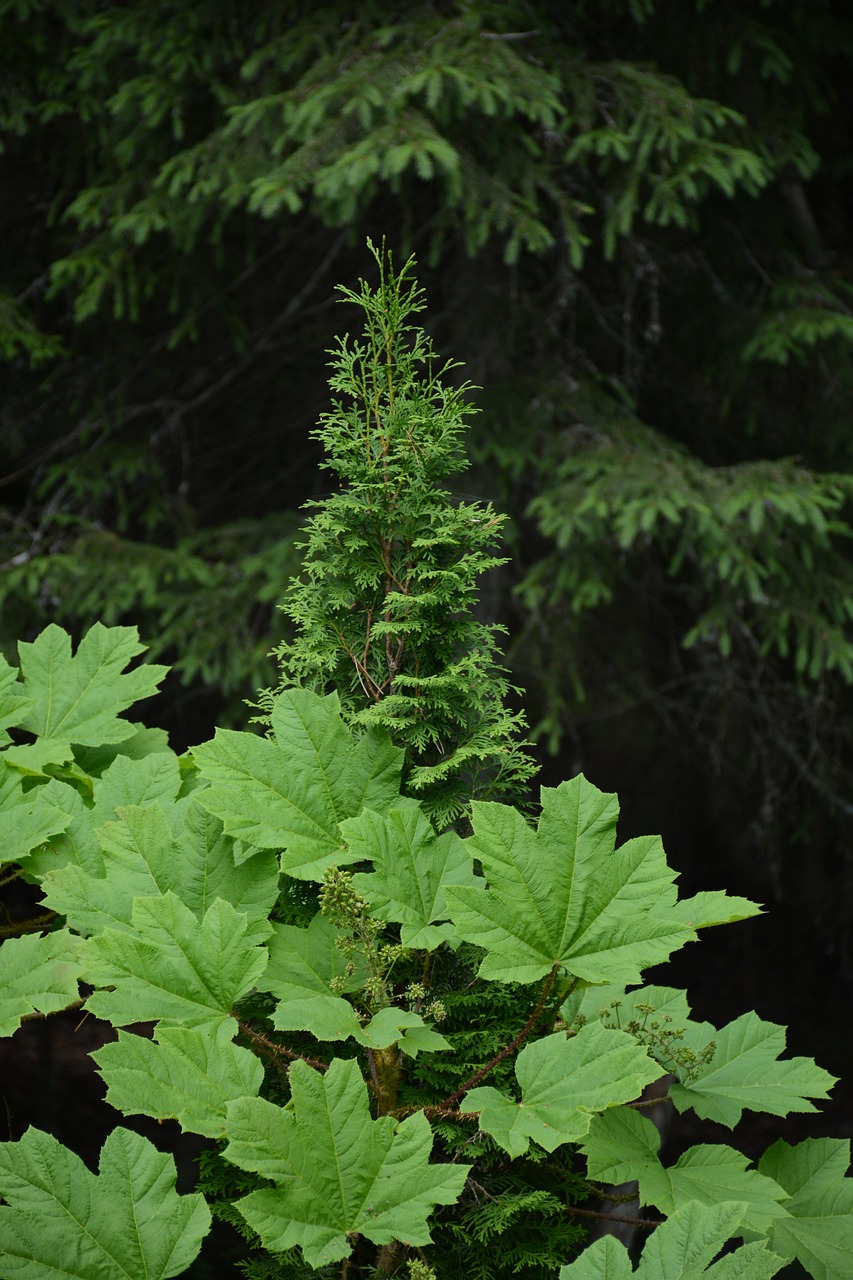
[0,1125,210,1278]
[224,1058,470,1267]
[670,1011,837,1127]
[42,798,278,944]
[558,1202,785,1279]
[93,1027,264,1139]
[445,775,755,985]
[582,1106,788,1235]
[8,624,168,772]
[344,804,477,949]
[192,688,403,878]
[0,931,83,1036]
[463,1022,664,1157]
[759,1138,853,1279]
[82,892,268,1037]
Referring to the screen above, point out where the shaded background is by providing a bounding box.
[2,0,852,1270]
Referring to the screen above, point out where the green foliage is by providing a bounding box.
[0,252,850,1280]
[0,618,847,1277]
[260,244,537,825]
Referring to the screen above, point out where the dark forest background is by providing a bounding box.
[1,0,852,1261]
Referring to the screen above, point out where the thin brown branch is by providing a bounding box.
[438,965,560,1108]
[564,1204,660,1230]
[236,1019,328,1074]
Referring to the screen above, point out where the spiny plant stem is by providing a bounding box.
[439,965,560,1108]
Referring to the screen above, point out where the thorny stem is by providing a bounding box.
[438,965,560,1109]
[1,910,56,938]
[236,1019,328,1074]
[564,1204,660,1229]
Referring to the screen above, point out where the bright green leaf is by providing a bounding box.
[192,688,403,878]
[0,931,82,1037]
[225,1059,470,1267]
[759,1138,853,1279]
[464,1023,663,1157]
[0,1126,210,1278]
[93,1026,264,1139]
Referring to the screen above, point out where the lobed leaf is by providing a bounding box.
[82,892,268,1037]
[93,1026,264,1139]
[192,688,403,878]
[670,1011,837,1127]
[224,1059,470,1267]
[0,1126,210,1278]
[345,803,477,949]
[0,931,83,1037]
[464,1022,664,1157]
[759,1138,853,1279]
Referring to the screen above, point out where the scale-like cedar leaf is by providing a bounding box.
[558,1202,784,1279]
[224,1059,470,1267]
[670,1011,837,1127]
[759,1138,853,1279]
[0,1125,210,1278]
[582,1106,788,1235]
[23,750,182,882]
[0,931,83,1036]
[6,625,168,773]
[93,1027,264,1139]
[344,805,477,948]
[0,767,70,866]
[43,798,277,943]
[464,1023,663,1157]
[192,688,403,878]
[83,892,268,1037]
[445,776,737,985]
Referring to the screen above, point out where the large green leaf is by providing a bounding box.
[0,1126,210,1278]
[445,776,757,985]
[759,1138,853,1279]
[559,1202,784,1279]
[193,688,403,878]
[83,892,268,1036]
[344,804,477,949]
[42,797,278,943]
[670,1011,837,1127]
[582,1106,788,1235]
[224,1059,470,1267]
[93,1027,264,1139]
[0,931,83,1037]
[463,1023,663,1157]
[5,624,168,772]
[0,654,31,746]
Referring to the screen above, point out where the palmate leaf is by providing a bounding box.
[445,775,759,985]
[42,797,278,943]
[0,1126,210,1279]
[463,1023,663,1157]
[670,1011,837,1127]
[581,1106,788,1236]
[0,654,31,746]
[759,1138,853,1279]
[224,1059,470,1267]
[93,1027,264,1139]
[193,688,403,878]
[344,804,477,948]
[82,892,268,1037]
[3,624,168,773]
[0,931,83,1037]
[559,1202,785,1279]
